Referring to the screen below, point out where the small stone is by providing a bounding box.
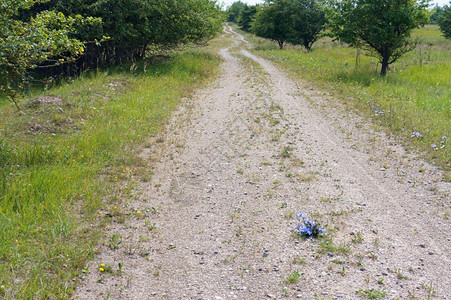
[428,251,434,255]
[266,293,275,298]
[327,252,334,257]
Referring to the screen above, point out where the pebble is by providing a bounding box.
[266,293,275,298]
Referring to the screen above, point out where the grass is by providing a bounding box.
[285,270,301,284]
[248,24,450,169]
[0,47,221,298]
[357,288,387,299]
[317,237,351,255]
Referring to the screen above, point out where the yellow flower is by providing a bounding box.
[100,263,105,267]
[99,267,104,272]
[113,206,117,210]
[98,211,102,215]
[106,225,110,229]
[137,211,142,214]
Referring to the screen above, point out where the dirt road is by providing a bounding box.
[75,26,451,300]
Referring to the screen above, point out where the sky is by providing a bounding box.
[220,0,449,8]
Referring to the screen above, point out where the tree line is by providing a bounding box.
[1,0,223,105]
[228,0,451,76]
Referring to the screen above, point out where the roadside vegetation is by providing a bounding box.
[227,0,450,169]
[0,0,223,298]
[246,25,450,169]
[0,48,222,299]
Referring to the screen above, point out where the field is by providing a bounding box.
[0,49,221,298]
[246,25,451,169]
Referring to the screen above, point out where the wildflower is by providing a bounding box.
[98,211,102,215]
[100,263,105,267]
[296,212,307,219]
[431,143,438,151]
[304,219,314,227]
[137,211,142,215]
[411,132,422,138]
[99,267,104,272]
[296,212,325,238]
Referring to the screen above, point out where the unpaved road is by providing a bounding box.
[75,26,451,299]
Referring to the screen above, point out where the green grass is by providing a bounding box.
[285,270,301,284]
[357,288,387,299]
[250,24,451,168]
[0,49,220,298]
[317,237,351,255]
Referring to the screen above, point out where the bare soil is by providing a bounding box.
[74,26,451,300]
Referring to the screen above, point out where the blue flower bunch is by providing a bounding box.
[296,212,325,238]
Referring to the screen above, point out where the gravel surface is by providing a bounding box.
[74,25,451,300]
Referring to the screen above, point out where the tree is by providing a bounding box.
[0,0,102,106]
[238,4,258,32]
[288,0,327,51]
[438,3,451,39]
[429,4,445,24]
[8,0,223,77]
[251,0,293,49]
[329,0,429,76]
[228,1,247,23]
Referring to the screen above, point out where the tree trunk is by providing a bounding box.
[380,58,389,76]
[355,48,360,69]
[278,41,284,49]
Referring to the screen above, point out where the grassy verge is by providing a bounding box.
[241,25,450,169]
[0,49,221,298]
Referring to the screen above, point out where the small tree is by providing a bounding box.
[251,0,293,49]
[329,0,429,76]
[429,4,445,24]
[288,0,327,51]
[227,1,247,23]
[438,2,451,39]
[238,4,257,32]
[0,0,102,107]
